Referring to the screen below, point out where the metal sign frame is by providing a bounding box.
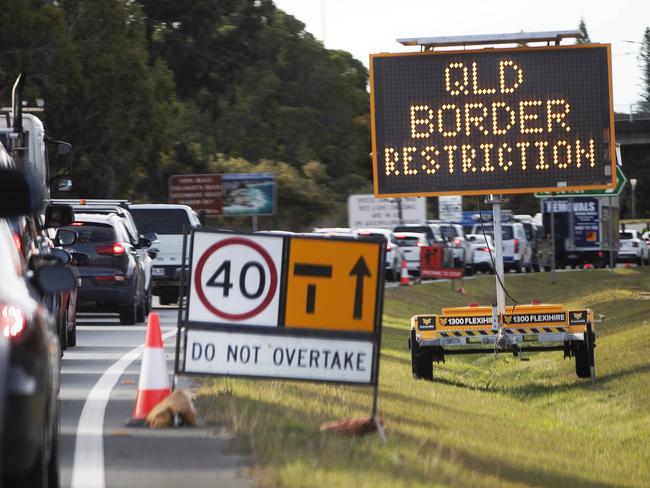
[369,43,616,198]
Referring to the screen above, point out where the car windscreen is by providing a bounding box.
[395,236,421,247]
[476,226,514,240]
[129,209,191,235]
[357,232,388,243]
[439,226,457,239]
[64,223,116,243]
[619,232,634,240]
[393,226,433,240]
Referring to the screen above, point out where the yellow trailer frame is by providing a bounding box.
[409,303,596,381]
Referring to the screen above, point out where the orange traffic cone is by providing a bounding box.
[399,259,410,286]
[128,312,171,426]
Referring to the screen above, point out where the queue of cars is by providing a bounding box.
[313,217,556,279]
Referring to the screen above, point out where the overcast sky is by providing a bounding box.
[273,0,649,107]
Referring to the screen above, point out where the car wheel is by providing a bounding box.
[533,263,540,272]
[464,265,474,276]
[637,256,643,267]
[59,310,68,354]
[136,298,146,323]
[119,301,137,325]
[144,288,152,314]
[515,262,522,273]
[67,313,77,347]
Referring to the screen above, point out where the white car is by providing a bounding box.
[471,222,532,272]
[466,233,496,273]
[618,230,649,265]
[394,232,428,275]
[129,204,201,305]
[355,228,404,281]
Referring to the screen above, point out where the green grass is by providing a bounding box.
[196,268,650,488]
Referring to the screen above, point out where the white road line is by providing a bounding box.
[70,329,177,488]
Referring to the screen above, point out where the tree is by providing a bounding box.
[577,18,591,44]
[639,27,650,107]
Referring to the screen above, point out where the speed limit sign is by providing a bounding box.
[188,232,284,326]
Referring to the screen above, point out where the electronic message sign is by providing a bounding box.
[370,44,615,197]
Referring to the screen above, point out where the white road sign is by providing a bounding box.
[348,194,426,228]
[188,233,283,326]
[438,196,462,222]
[184,329,375,383]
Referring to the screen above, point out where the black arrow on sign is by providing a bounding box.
[350,257,371,320]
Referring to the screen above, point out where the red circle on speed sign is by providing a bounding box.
[194,237,278,321]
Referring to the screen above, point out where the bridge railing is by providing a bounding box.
[615,103,650,122]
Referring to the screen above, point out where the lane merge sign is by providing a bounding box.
[181,229,385,385]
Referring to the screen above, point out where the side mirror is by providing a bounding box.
[56,177,72,192]
[0,168,44,217]
[49,248,71,265]
[45,204,75,228]
[143,232,158,243]
[468,236,476,241]
[70,252,90,266]
[54,229,77,246]
[146,249,158,260]
[34,264,76,294]
[138,237,152,249]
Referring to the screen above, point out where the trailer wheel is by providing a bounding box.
[574,342,590,378]
[410,329,433,380]
[415,351,434,381]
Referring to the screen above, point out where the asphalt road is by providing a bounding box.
[59,305,252,488]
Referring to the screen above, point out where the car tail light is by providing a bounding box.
[386,242,392,251]
[453,238,461,247]
[514,239,519,253]
[71,222,84,226]
[633,242,639,248]
[1,304,27,338]
[96,243,126,256]
[11,232,22,255]
[94,275,127,282]
[481,247,491,252]
[417,242,424,247]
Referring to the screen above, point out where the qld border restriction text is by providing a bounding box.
[371,45,614,196]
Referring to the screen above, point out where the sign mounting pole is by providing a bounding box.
[487,195,506,313]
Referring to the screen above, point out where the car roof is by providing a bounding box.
[129,204,194,211]
[394,232,426,238]
[73,213,119,224]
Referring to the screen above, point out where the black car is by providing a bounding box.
[0,167,77,487]
[62,213,149,324]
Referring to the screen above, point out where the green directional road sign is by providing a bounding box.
[535,166,627,198]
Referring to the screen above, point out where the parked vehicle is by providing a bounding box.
[617,229,649,265]
[61,213,148,324]
[355,228,403,281]
[471,222,532,272]
[393,224,453,267]
[394,232,428,275]
[521,221,552,272]
[429,220,473,274]
[466,233,496,273]
[129,204,201,305]
[0,166,76,488]
[51,200,157,314]
[541,197,618,269]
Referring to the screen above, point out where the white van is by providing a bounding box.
[471,222,532,272]
[129,204,201,304]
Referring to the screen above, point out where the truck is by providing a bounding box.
[541,196,619,269]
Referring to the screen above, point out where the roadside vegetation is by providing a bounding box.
[197,268,650,488]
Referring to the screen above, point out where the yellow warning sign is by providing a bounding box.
[284,238,381,333]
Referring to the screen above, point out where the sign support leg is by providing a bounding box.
[488,195,506,314]
[173,227,189,390]
[550,197,557,284]
[371,383,385,443]
[608,197,614,272]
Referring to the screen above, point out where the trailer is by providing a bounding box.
[409,302,596,381]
